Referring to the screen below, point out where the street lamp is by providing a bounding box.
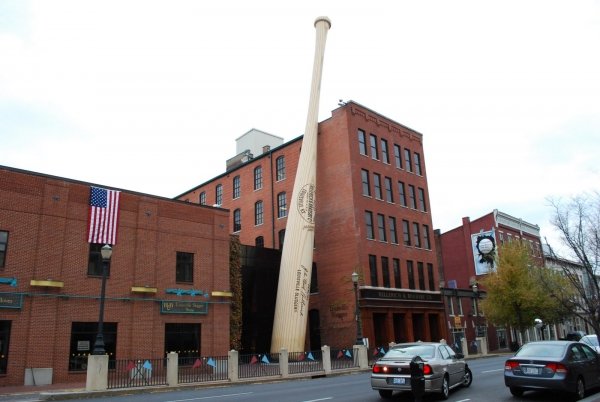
[92,244,112,355]
[534,318,545,340]
[351,272,364,345]
[472,283,480,336]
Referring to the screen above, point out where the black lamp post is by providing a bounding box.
[472,283,480,337]
[352,272,364,345]
[93,244,112,355]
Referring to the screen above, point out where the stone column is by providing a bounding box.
[228,350,239,382]
[322,345,331,374]
[167,352,178,386]
[85,354,108,391]
[280,348,289,377]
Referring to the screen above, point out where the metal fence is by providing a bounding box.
[368,346,387,366]
[238,353,281,379]
[178,355,228,384]
[288,350,324,375]
[107,358,167,389]
[330,348,358,370]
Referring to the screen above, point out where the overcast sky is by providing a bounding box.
[1,0,599,252]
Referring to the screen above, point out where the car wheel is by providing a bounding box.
[462,367,473,387]
[439,375,450,400]
[510,387,524,397]
[575,377,585,400]
[378,390,393,399]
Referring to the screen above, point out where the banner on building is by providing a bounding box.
[471,229,497,275]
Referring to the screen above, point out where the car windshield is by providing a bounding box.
[384,345,436,359]
[516,344,566,358]
[582,336,599,346]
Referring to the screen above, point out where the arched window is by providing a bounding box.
[233,209,241,232]
[215,184,223,206]
[233,176,241,199]
[277,192,287,218]
[255,201,264,225]
[278,229,286,249]
[254,166,263,190]
[199,191,206,205]
[255,236,264,248]
[276,156,286,181]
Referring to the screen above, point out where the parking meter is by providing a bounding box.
[410,355,425,401]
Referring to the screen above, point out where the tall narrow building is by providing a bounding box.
[178,101,444,350]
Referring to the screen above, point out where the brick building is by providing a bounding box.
[436,209,544,353]
[178,101,445,351]
[0,166,230,386]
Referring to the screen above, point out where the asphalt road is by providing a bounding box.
[3,356,600,402]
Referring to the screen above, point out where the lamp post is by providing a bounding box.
[92,244,112,355]
[534,318,545,340]
[351,272,364,345]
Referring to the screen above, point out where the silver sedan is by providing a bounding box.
[370,342,472,400]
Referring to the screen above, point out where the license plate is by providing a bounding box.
[523,367,540,375]
[393,377,406,385]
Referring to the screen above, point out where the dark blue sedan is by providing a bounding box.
[504,340,600,400]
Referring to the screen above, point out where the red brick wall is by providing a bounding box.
[0,167,230,386]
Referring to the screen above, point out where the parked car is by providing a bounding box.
[579,335,600,353]
[504,340,600,400]
[371,342,472,400]
[566,331,586,341]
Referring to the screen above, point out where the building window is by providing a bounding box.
[382,257,390,288]
[0,231,7,268]
[394,144,403,169]
[369,254,378,287]
[255,236,264,248]
[254,201,263,225]
[402,220,411,246]
[365,211,375,240]
[88,243,110,277]
[369,134,379,160]
[361,169,371,196]
[393,258,401,288]
[404,148,412,172]
[254,166,263,190]
[417,262,425,290]
[377,214,387,242]
[398,181,407,207]
[384,177,394,203]
[276,156,286,181]
[414,152,422,175]
[447,296,455,316]
[456,296,464,315]
[373,173,382,200]
[423,225,431,249]
[408,185,417,209]
[278,229,286,249]
[277,192,287,218]
[165,323,200,360]
[389,217,398,244]
[427,263,435,291]
[381,139,389,164]
[0,321,10,374]
[215,184,223,206]
[176,252,194,283]
[418,188,427,212]
[310,262,319,293]
[69,322,117,371]
[407,260,415,289]
[358,129,367,155]
[233,209,241,232]
[199,192,206,205]
[413,222,421,248]
[233,176,241,199]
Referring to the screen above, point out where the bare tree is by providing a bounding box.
[547,192,600,336]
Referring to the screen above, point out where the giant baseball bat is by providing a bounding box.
[271,16,331,353]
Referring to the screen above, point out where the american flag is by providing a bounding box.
[87,186,121,245]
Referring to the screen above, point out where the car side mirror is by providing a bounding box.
[455,353,464,359]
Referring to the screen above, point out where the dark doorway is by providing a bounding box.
[393,314,406,343]
[412,314,425,341]
[428,314,440,342]
[165,323,201,359]
[0,320,10,375]
[308,309,322,351]
[373,313,388,347]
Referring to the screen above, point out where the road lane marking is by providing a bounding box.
[482,368,504,373]
[166,393,253,401]
[301,399,333,402]
[456,399,471,402]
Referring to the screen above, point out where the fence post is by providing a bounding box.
[322,345,331,374]
[280,348,289,378]
[228,349,239,382]
[85,354,108,391]
[354,344,368,369]
[167,352,178,386]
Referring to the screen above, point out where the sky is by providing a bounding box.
[1,0,599,254]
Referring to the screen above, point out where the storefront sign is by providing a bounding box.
[0,292,24,309]
[160,300,208,314]
[361,289,441,302]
